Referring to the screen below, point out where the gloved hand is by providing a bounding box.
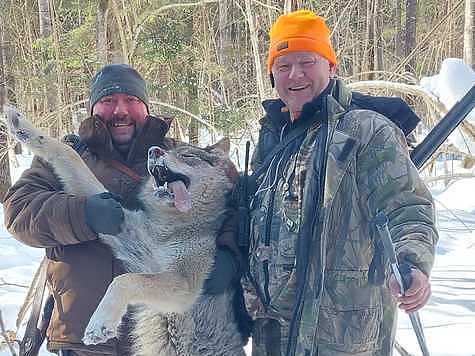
[203,247,239,295]
[85,192,124,235]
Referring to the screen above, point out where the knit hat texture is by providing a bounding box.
[267,10,337,73]
[89,64,149,113]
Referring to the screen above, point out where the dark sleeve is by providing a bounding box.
[3,156,98,248]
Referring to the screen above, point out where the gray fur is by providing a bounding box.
[2,106,245,356]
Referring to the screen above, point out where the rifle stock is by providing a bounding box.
[411,84,475,169]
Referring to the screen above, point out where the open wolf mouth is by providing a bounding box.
[147,146,192,213]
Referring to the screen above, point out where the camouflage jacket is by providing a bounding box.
[245,80,438,356]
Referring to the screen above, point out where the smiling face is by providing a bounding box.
[92,93,148,149]
[272,51,336,119]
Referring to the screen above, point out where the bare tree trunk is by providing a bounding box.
[38,0,56,117]
[244,0,265,108]
[110,0,129,63]
[0,14,11,202]
[96,0,110,65]
[447,0,455,54]
[284,0,293,13]
[394,0,404,59]
[373,0,384,75]
[49,0,69,137]
[405,0,417,73]
[0,14,6,108]
[354,0,366,77]
[218,0,231,106]
[365,0,375,79]
[188,8,200,144]
[464,0,474,68]
[38,0,52,37]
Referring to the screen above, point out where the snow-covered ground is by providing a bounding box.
[1,156,474,356]
[1,59,474,355]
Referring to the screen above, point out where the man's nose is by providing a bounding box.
[113,99,128,116]
[288,63,305,80]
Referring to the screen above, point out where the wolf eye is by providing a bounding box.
[180,153,213,166]
[179,154,200,163]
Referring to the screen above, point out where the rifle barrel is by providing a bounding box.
[411,84,475,169]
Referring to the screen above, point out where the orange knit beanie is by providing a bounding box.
[267,10,337,73]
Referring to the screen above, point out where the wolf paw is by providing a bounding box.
[83,314,119,345]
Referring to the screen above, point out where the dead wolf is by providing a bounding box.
[3,106,247,356]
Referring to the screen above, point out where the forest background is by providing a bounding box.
[0,0,474,199]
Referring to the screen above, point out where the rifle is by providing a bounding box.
[411,84,475,169]
[373,84,475,356]
[18,258,53,356]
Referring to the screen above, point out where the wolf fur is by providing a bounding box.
[2,106,246,356]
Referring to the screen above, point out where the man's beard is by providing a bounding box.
[107,115,137,154]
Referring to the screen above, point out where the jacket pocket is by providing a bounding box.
[318,305,381,353]
[317,269,382,353]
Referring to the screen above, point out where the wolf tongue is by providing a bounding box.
[168,180,192,213]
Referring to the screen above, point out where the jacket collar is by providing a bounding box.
[78,115,172,164]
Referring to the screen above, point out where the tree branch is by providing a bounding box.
[130,0,219,59]
[0,278,29,289]
[0,309,18,356]
[150,100,218,135]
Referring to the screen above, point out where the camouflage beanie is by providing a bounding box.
[89,64,149,113]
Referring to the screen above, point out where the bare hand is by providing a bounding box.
[388,268,431,313]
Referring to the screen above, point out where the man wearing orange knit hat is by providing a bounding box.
[244,10,437,356]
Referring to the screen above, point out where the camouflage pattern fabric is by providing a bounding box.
[244,81,438,356]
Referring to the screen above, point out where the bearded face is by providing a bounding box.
[92,93,148,146]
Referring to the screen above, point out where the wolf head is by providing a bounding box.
[141,138,237,223]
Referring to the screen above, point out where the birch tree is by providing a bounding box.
[96,0,110,64]
[244,0,266,109]
[405,0,417,72]
[0,13,11,202]
[38,0,52,37]
[464,0,474,68]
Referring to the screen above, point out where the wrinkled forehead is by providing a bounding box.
[273,51,324,64]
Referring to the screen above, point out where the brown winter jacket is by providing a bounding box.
[3,115,175,354]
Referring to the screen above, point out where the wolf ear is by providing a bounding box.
[207,138,230,155]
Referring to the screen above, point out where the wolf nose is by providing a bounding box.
[148,146,165,158]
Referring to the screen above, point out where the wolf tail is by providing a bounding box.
[232,281,253,344]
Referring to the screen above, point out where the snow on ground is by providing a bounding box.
[1,155,474,356]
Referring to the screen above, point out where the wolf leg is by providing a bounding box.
[83,271,202,345]
[2,105,105,196]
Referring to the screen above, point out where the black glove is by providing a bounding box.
[85,192,124,235]
[203,247,239,295]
